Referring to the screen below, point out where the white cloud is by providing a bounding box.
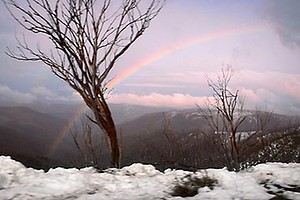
[0,84,84,104]
[0,85,36,104]
[30,86,58,100]
[29,86,83,102]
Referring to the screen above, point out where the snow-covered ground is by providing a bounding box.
[0,156,299,200]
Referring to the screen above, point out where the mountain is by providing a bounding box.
[11,102,172,124]
[110,103,172,124]
[0,106,73,169]
[118,108,299,136]
[0,103,299,170]
[0,103,172,169]
[117,108,300,170]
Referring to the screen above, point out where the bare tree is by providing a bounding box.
[239,107,273,153]
[3,0,165,167]
[199,68,295,170]
[70,116,104,168]
[199,66,246,171]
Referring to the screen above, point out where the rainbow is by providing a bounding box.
[47,26,264,157]
[47,104,88,157]
[106,25,263,88]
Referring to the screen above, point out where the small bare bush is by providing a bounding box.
[171,173,218,197]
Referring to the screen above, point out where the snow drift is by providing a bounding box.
[0,156,299,200]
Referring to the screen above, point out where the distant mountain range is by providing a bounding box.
[118,108,299,136]
[0,106,67,168]
[0,103,299,170]
[0,103,172,168]
[1,102,171,124]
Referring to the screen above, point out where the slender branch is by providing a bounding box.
[3,0,166,168]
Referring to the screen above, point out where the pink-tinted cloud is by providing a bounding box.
[109,93,212,107]
[110,69,300,112]
[239,88,261,103]
[235,70,300,99]
[123,83,185,88]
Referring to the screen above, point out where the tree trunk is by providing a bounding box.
[92,111,120,168]
[106,125,120,168]
[230,123,240,171]
[91,99,120,168]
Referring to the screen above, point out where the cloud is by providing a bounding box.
[234,70,300,99]
[109,93,211,107]
[229,70,300,114]
[29,86,83,102]
[239,87,278,110]
[264,0,300,48]
[30,86,58,100]
[109,69,300,115]
[239,88,261,103]
[0,85,36,104]
[0,84,83,104]
[112,69,300,111]
[123,83,185,88]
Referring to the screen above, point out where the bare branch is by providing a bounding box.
[4,0,166,168]
[200,66,246,171]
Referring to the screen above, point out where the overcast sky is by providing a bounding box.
[1,0,300,115]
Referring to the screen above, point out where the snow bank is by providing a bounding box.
[0,156,299,200]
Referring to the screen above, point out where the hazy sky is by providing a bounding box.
[1,0,300,115]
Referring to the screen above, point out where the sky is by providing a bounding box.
[0,0,300,115]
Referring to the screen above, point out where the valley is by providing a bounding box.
[0,102,299,171]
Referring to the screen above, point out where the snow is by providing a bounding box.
[0,156,299,200]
